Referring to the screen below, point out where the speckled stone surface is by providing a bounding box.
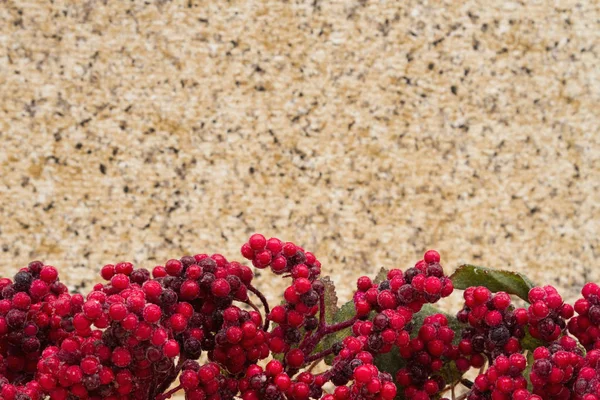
[0,0,599,315]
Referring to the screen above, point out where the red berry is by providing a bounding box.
[163,340,180,357]
[108,303,127,321]
[423,277,442,295]
[423,250,440,264]
[170,313,188,332]
[353,365,372,383]
[180,370,199,389]
[485,310,503,327]
[285,349,304,368]
[165,259,183,276]
[294,278,311,294]
[115,262,134,276]
[80,357,100,375]
[111,274,129,290]
[271,256,287,272]
[241,243,254,259]
[143,280,162,298]
[248,234,267,250]
[111,347,132,367]
[152,266,167,278]
[266,238,283,253]
[82,299,102,319]
[143,304,162,323]
[473,287,491,303]
[180,280,200,300]
[492,292,511,310]
[265,360,283,376]
[186,264,203,279]
[211,279,231,297]
[66,365,83,383]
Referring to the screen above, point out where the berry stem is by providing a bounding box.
[154,384,182,400]
[324,316,358,334]
[154,355,187,398]
[299,312,358,357]
[245,297,262,316]
[248,284,270,331]
[304,347,334,363]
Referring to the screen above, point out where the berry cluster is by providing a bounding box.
[36,335,149,400]
[351,308,411,356]
[1,234,600,400]
[530,336,584,399]
[211,306,269,374]
[572,349,600,399]
[395,314,457,400]
[242,234,323,357]
[568,283,600,350]
[456,287,526,361]
[468,353,539,400]
[0,261,76,400]
[353,250,453,317]
[179,361,238,400]
[526,286,574,342]
[330,251,454,399]
[238,361,324,400]
[333,362,396,400]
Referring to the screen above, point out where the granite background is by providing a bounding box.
[0,0,599,314]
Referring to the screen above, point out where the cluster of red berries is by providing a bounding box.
[2,235,600,400]
[351,308,411,356]
[0,261,78,400]
[569,283,600,350]
[339,362,396,400]
[572,349,600,399]
[211,306,269,374]
[526,286,574,342]
[242,234,324,358]
[530,336,584,399]
[353,251,453,318]
[468,353,539,400]
[395,314,456,400]
[322,251,454,400]
[237,361,325,400]
[456,287,527,361]
[36,334,150,400]
[179,361,238,400]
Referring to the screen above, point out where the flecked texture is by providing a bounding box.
[0,0,599,315]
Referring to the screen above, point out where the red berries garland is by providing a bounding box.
[0,235,599,400]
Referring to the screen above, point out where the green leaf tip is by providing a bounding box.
[450,264,535,302]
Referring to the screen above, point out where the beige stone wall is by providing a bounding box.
[0,0,598,314]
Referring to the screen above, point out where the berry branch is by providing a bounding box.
[0,234,598,400]
[248,284,270,331]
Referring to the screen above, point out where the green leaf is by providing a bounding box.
[524,350,534,391]
[373,267,389,285]
[440,361,463,386]
[373,346,406,378]
[450,264,535,302]
[521,326,546,352]
[321,276,339,324]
